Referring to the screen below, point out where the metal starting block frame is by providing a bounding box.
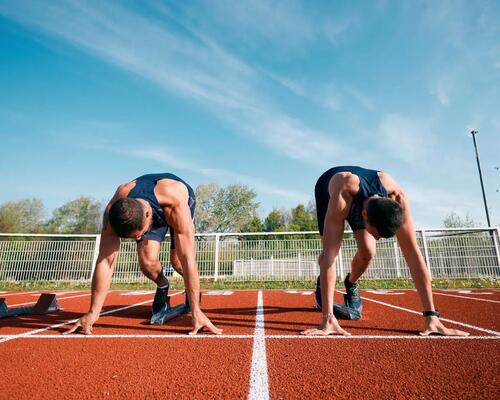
[0,293,62,319]
[150,291,201,325]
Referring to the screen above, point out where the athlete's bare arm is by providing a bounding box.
[302,173,356,336]
[379,173,468,336]
[64,184,132,335]
[158,181,222,335]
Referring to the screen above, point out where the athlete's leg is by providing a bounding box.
[137,239,168,287]
[349,229,377,283]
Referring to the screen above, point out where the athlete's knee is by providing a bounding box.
[356,248,376,264]
[139,257,161,280]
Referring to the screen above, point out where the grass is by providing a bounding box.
[1,278,499,291]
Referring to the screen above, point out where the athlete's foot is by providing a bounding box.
[152,283,170,316]
[344,273,362,313]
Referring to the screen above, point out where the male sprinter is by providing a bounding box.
[302,166,468,336]
[65,173,222,335]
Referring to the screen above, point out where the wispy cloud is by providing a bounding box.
[0,0,346,167]
[346,87,375,111]
[430,77,451,106]
[263,71,305,97]
[322,93,342,112]
[322,17,357,46]
[402,182,481,227]
[189,0,315,46]
[378,114,434,166]
[112,146,308,202]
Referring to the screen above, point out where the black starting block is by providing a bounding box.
[150,291,201,325]
[0,293,61,319]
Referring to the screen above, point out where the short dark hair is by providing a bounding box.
[366,198,403,238]
[108,198,144,238]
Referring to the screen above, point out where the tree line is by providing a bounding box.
[0,183,318,234]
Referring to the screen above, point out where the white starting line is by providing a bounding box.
[0,334,497,340]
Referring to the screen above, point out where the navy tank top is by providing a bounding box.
[127,173,194,230]
[318,166,388,231]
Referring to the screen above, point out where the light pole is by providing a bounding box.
[470,130,491,227]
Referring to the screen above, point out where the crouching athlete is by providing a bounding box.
[303,166,468,337]
[65,173,222,335]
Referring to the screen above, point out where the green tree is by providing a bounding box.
[243,216,264,232]
[47,196,103,233]
[0,198,46,232]
[264,209,287,232]
[195,183,259,233]
[443,212,479,228]
[288,204,317,231]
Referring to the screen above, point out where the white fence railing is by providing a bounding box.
[0,228,499,283]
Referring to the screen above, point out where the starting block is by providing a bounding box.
[0,293,61,319]
[150,291,201,325]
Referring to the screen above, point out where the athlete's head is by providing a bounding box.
[108,198,150,239]
[363,197,403,239]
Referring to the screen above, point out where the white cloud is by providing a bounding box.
[322,17,357,46]
[322,94,342,112]
[378,114,434,166]
[114,146,308,202]
[0,0,347,168]
[346,87,375,111]
[402,182,481,228]
[263,71,305,96]
[430,78,451,106]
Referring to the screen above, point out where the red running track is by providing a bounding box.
[1,289,499,399]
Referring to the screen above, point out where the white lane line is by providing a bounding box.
[0,298,155,344]
[433,292,500,304]
[7,293,91,307]
[0,334,497,340]
[248,290,269,400]
[357,294,500,336]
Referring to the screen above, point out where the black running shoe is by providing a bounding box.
[343,273,362,312]
[314,274,362,320]
[152,283,170,316]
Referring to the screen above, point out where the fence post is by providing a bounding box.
[214,234,220,281]
[494,228,500,276]
[420,229,432,279]
[337,247,344,280]
[270,255,274,277]
[298,252,302,278]
[90,234,101,281]
[393,241,401,278]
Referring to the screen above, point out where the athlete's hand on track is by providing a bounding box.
[420,316,469,337]
[63,312,99,335]
[189,310,223,335]
[301,315,350,336]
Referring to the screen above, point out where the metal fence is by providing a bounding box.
[0,228,499,283]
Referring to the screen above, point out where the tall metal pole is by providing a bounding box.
[470,130,491,227]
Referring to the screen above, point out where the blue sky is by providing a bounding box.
[0,0,499,228]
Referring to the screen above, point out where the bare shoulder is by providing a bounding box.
[115,181,135,197]
[378,172,402,194]
[329,172,359,197]
[155,179,189,207]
